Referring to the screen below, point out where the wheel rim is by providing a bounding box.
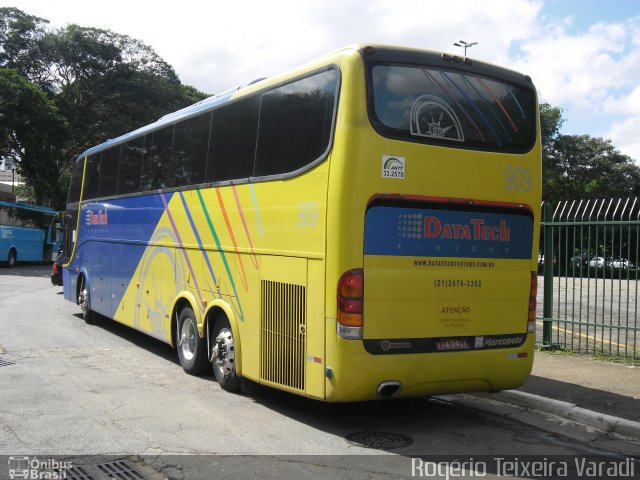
[212,328,235,377]
[179,319,197,362]
[79,287,88,313]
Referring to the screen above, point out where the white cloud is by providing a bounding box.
[605,85,640,114]
[512,18,636,109]
[9,0,543,93]
[605,117,640,161]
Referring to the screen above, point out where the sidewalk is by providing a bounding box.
[469,352,640,443]
[519,352,640,423]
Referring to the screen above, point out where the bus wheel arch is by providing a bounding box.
[206,304,242,392]
[171,295,210,375]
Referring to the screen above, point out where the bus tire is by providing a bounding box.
[78,280,95,325]
[211,315,241,392]
[7,249,16,268]
[83,307,95,325]
[176,306,210,375]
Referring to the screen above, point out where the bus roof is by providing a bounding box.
[0,200,58,215]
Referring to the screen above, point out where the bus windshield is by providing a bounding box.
[369,63,536,152]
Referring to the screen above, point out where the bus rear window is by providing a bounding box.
[369,64,536,152]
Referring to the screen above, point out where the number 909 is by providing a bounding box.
[504,166,532,192]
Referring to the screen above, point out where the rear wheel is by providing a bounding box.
[176,306,210,375]
[211,315,241,392]
[7,249,16,268]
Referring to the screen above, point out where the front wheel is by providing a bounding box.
[176,306,210,375]
[211,315,241,392]
[78,280,95,325]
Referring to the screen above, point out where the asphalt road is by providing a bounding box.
[0,265,636,479]
[536,274,640,359]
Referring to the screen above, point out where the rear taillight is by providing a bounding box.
[52,263,59,275]
[337,268,364,339]
[528,272,537,333]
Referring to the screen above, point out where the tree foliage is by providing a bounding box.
[0,68,68,206]
[539,103,640,202]
[0,7,208,209]
[0,8,49,82]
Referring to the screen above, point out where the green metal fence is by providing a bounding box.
[539,198,640,363]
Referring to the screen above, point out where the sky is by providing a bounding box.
[6,0,640,160]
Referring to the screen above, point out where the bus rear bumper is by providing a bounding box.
[324,334,535,402]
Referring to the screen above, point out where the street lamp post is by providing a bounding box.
[453,40,478,56]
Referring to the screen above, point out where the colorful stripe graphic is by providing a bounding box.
[196,189,245,321]
[216,188,249,290]
[477,76,518,132]
[422,69,486,142]
[160,193,206,312]
[232,185,259,268]
[440,71,502,147]
[179,192,218,289]
[460,75,512,142]
[249,183,263,236]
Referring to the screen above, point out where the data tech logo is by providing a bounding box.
[85,209,108,226]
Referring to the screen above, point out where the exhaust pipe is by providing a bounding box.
[377,381,402,398]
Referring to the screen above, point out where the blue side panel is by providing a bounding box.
[0,226,45,261]
[70,193,172,318]
[364,206,533,259]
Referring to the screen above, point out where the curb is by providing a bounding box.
[483,390,640,441]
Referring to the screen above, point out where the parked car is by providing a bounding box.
[569,254,589,267]
[50,249,64,286]
[589,256,605,268]
[611,258,630,269]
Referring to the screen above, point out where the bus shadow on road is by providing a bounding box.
[239,378,493,455]
[74,312,181,367]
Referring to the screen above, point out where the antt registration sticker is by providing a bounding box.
[382,155,405,179]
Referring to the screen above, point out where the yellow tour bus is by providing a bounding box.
[62,44,541,402]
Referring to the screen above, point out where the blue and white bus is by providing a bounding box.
[0,201,62,267]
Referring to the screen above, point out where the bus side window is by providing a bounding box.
[83,154,100,201]
[118,137,145,195]
[255,69,338,177]
[142,126,174,190]
[207,96,259,183]
[67,160,84,205]
[97,146,121,198]
[172,112,210,187]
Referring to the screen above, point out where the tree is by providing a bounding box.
[544,134,640,201]
[0,8,209,207]
[40,24,208,159]
[0,7,49,83]
[0,68,69,206]
[539,103,640,202]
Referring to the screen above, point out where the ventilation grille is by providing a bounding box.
[260,280,306,391]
